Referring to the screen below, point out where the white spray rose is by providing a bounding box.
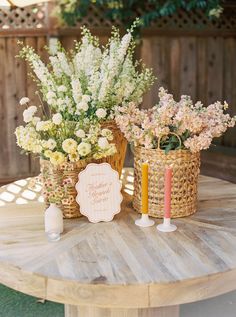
[52,113,63,125]
[77,142,91,156]
[96,108,107,119]
[47,139,57,150]
[62,138,78,154]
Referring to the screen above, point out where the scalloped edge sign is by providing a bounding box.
[76,163,123,223]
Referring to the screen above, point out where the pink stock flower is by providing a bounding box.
[115,88,236,153]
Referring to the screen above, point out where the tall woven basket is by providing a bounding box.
[40,120,127,219]
[133,142,200,218]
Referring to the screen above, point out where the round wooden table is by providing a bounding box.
[0,169,236,317]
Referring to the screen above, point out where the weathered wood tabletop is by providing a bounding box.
[0,168,236,317]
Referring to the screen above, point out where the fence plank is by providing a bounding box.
[0,38,8,177]
[180,37,197,101]
[196,38,207,105]
[4,37,29,177]
[222,38,236,147]
[207,37,224,145]
[141,37,170,108]
[170,38,181,100]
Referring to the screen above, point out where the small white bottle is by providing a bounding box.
[44,203,64,234]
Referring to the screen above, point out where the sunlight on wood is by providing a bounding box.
[0,191,15,202]
[22,190,37,200]
[15,197,28,204]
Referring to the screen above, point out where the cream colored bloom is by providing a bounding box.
[50,151,65,165]
[47,139,57,150]
[82,95,91,102]
[77,142,91,156]
[52,113,63,125]
[62,138,78,154]
[98,137,109,149]
[96,108,107,118]
[19,97,30,105]
[101,128,113,141]
[77,101,89,112]
[36,120,53,131]
[23,106,37,123]
[44,150,53,158]
[46,91,56,99]
[69,152,79,162]
[32,117,41,125]
[58,85,67,92]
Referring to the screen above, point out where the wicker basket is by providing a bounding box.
[40,159,92,219]
[40,120,127,219]
[102,120,127,177]
[133,136,200,218]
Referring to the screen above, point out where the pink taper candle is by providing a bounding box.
[164,166,172,218]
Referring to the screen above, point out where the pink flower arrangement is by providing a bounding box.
[116,87,236,153]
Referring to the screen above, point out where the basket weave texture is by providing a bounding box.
[40,120,127,219]
[102,120,127,176]
[133,146,201,218]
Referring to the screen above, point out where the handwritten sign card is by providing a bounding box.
[76,163,123,223]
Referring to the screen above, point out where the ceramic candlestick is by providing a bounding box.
[135,214,155,227]
[157,217,177,232]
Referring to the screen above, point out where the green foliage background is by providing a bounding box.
[56,0,223,28]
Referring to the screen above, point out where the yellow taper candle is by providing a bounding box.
[141,162,149,214]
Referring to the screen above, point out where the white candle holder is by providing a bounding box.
[135,214,155,227]
[156,217,177,232]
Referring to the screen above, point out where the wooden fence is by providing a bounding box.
[0,2,236,184]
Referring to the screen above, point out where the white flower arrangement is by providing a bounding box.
[15,99,116,165]
[17,21,155,125]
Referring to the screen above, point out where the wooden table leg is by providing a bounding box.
[64,305,180,317]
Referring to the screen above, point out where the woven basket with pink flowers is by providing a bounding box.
[116,87,236,218]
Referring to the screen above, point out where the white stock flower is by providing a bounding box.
[71,78,82,104]
[58,85,67,92]
[98,137,109,149]
[46,91,56,100]
[82,95,91,102]
[52,113,63,125]
[75,129,86,138]
[77,101,88,112]
[32,116,41,125]
[57,52,72,76]
[96,108,107,119]
[19,97,30,105]
[28,106,37,115]
[47,98,56,106]
[77,142,91,156]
